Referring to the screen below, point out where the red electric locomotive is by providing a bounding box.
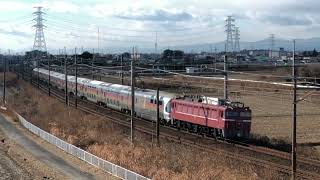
[170,99,251,138]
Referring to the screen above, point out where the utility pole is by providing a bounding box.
[210,44,214,73]
[97,27,99,55]
[2,54,6,104]
[92,48,94,79]
[37,54,39,88]
[224,44,228,100]
[121,54,124,85]
[30,57,33,84]
[131,47,136,144]
[75,47,78,108]
[22,56,25,80]
[214,47,217,73]
[291,40,297,180]
[155,31,158,55]
[48,51,51,96]
[8,50,10,72]
[156,87,160,145]
[64,47,68,106]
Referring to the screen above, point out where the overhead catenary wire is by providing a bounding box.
[134,66,320,89]
[45,24,220,44]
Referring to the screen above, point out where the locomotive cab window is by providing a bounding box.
[165,102,171,113]
[226,111,239,118]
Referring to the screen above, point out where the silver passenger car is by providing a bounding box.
[34,68,176,122]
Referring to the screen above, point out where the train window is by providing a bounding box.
[226,111,239,118]
[155,100,157,104]
[150,99,153,103]
[220,111,224,118]
[240,112,251,117]
[165,102,171,113]
[159,101,163,105]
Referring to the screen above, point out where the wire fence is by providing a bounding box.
[16,113,150,180]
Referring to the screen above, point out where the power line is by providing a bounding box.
[45,16,223,38]
[46,14,223,33]
[45,20,222,41]
[0,15,33,23]
[134,66,320,89]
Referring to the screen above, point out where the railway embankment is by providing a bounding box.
[4,73,279,179]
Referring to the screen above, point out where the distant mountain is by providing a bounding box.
[155,37,320,53]
[41,37,320,54]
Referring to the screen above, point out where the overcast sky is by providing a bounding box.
[0,0,320,53]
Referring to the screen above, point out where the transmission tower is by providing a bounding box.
[155,31,158,54]
[234,27,240,52]
[33,7,47,52]
[269,34,275,57]
[225,16,235,52]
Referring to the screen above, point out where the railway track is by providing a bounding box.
[17,72,320,179]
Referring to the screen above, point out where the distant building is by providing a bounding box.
[246,49,269,57]
[269,51,280,58]
[186,67,200,74]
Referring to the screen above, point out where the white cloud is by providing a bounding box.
[0,1,29,12]
[33,1,80,14]
[1,0,320,51]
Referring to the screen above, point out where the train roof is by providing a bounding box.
[173,99,226,110]
[35,68,177,98]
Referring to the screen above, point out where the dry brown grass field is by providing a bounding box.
[92,71,320,145]
[3,74,289,179]
[133,75,320,145]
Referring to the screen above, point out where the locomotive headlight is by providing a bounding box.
[237,132,241,137]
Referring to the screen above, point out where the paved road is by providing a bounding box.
[0,114,94,180]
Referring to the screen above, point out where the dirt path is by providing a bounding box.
[0,118,67,179]
[0,113,116,180]
[0,142,30,180]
